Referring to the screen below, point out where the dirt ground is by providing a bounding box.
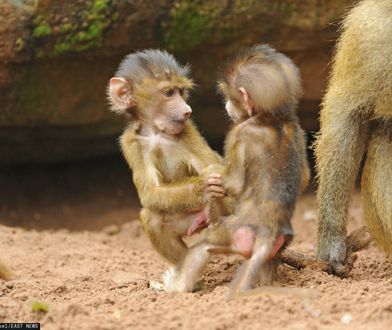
[1,158,392,330]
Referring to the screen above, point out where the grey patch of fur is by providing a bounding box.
[115,49,190,83]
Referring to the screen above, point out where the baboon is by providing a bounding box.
[164,45,309,294]
[316,0,392,274]
[108,50,226,284]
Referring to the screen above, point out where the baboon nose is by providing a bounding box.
[183,106,192,119]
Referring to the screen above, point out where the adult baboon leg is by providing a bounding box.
[361,132,392,254]
[316,113,368,275]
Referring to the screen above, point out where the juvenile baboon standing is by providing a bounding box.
[166,45,309,293]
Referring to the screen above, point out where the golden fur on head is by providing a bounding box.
[108,49,193,114]
[218,44,302,115]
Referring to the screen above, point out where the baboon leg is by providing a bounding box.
[361,132,392,254]
[140,209,187,264]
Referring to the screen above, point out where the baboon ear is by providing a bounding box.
[238,87,254,116]
[108,77,136,111]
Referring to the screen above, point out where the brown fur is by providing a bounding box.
[316,0,392,273]
[218,44,302,117]
[166,45,309,293]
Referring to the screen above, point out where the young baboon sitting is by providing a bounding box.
[108,50,227,288]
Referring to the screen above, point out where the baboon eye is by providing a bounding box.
[163,88,175,97]
[178,88,185,96]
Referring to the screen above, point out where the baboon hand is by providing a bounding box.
[207,173,226,198]
[317,234,347,277]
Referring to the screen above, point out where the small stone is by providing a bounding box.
[30,300,50,313]
[113,309,122,319]
[149,280,165,292]
[102,224,120,236]
[341,313,352,325]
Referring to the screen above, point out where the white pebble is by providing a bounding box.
[341,313,353,325]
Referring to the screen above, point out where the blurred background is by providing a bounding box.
[0,0,355,230]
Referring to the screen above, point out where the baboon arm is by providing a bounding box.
[224,141,246,197]
[137,176,207,214]
[316,113,368,259]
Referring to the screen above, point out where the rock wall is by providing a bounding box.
[0,0,354,164]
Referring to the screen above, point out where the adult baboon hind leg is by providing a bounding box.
[361,130,392,255]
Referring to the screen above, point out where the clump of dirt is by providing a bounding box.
[1,193,392,330]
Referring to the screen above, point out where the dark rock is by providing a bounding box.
[0,0,354,164]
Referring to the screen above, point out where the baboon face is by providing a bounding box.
[150,81,192,135]
[108,49,194,136]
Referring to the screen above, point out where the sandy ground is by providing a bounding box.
[1,191,392,330]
